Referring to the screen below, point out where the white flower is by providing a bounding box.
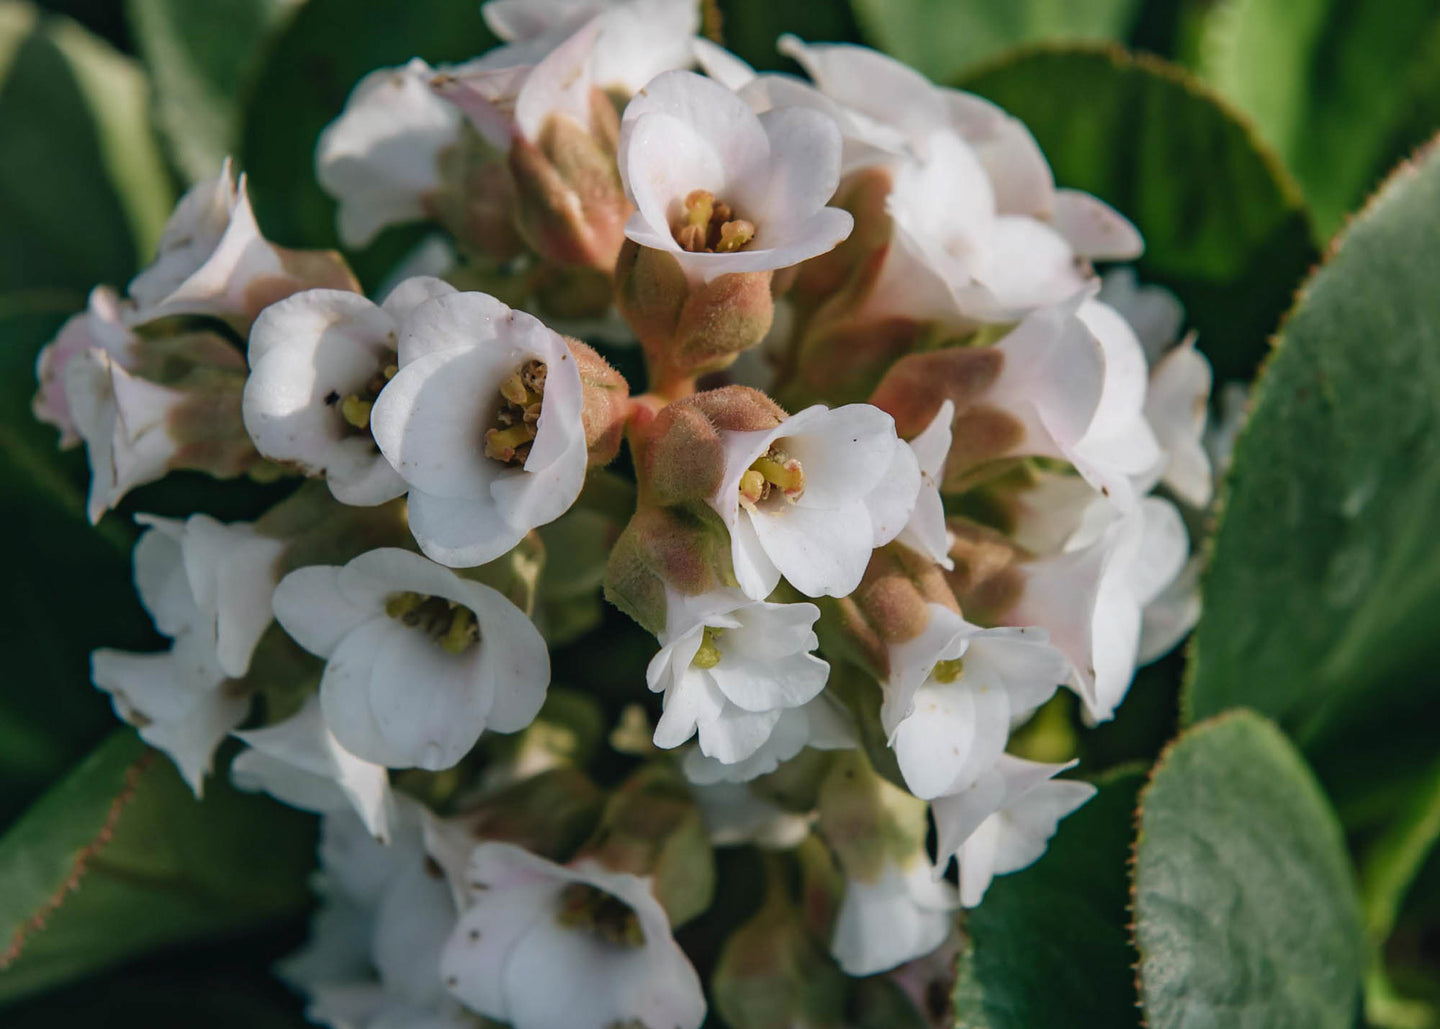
[874,128,1087,325]
[707,403,920,600]
[316,59,465,249]
[831,856,957,977]
[882,604,1067,800]
[896,399,954,567]
[618,69,853,284]
[1205,380,1250,482]
[440,841,706,1029]
[646,589,829,765]
[681,691,854,784]
[33,287,136,449]
[283,802,470,1029]
[232,695,395,842]
[431,19,601,151]
[368,291,590,567]
[66,348,187,522]
[776,37,1141,259]
[690,781,812,848]
[1011,494,1190,722]
[931,754,1096,907]
[127,159,354,325]
[1143,336,1214,508]
[243,277,456,506]
[483,0,700,96]
[271,547,550,770]
[91,513,285,792]
[1098,267,1184,363]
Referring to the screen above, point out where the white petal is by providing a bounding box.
[1051,188,1143,261]
[831,859,956,976]
[273,564,379,658]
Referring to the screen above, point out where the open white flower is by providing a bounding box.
[1011,494,1190,722]
[440,841,706,1029]
[283,802,469,1029]
[882,604,1067,800]
[127,159,355,326]
[67,348,189,522]
[483,0,699,96]
[681,691,854,785]
[776,37,1141,259]
[1098,267,1185,363]
[244,277,456,506]
[232,695,395,843]
[896,399,954,567]
[316,59,465,249]
[707,403,920,599]
[931,754,1096,907]
[33,287,137,449]
[369,291,589,567]
[272,547,550,770]
[646,589,829,765]
[618,69,853,284]
[831,855,957,977]
[91,513,284,792]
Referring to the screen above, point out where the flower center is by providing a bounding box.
[673,189,756,254]
[331,355,398,434]
[484,359,547,466]
[555,882,646,948]
[691,626,724,669]
[931,658,964,684]
[739,445,805,509]
[385,591,481,654]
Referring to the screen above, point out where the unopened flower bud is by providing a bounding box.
[575,763,716,927]
[833,544,960,679]
[430,766,605,865]
[633,386,785,507]
[569,338,630,467]
[604,504,731,634]
[614,239,775,396]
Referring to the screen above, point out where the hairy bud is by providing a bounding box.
[569,338,631,467]
[604,504,731,634]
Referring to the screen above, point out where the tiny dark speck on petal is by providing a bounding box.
[325,391,340,405]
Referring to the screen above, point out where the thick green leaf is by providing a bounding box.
[1179,0,1440,238]
[238,0,495,274]
[952,766,1144,1029]
[958,45,1317,382]
[127,0,293,183]
[0,2,172,293]
[0,301,154,822]
[1185,138,1440,821]
[1132,711,1364,1029]
[851,0,1141,84]
[0,731,316,1005]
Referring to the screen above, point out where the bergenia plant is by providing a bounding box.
[7,1,1437,1027]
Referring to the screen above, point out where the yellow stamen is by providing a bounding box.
[439,606,478,654]
[932,658,965,684]
[340,394,373,430]
[715,219,755,252]
[749,453,805,496]
[556,883,646,947]
[485,423,538,462]
[691,626,723,669]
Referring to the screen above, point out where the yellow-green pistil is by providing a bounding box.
[485,359,547,465]
[739,446,805,508]
[334,360,398,432]
[385,591,480,654]
[555,882,646,948]
[673,189,756,254]
[691,626,724,669]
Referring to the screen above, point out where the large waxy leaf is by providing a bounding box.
[238,0,495,273]
[0,1,173,294]
[1185,137,1440,823]
[1179,0,1440,237]
[850,0,1142,84]
[958,45,1317,382]
[0,731,316,1005]
[1132,711,1364,1029]
[126,0,293,183]
[952,766,1143,1029]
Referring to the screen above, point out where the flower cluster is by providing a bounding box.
[36,2,1235,1025]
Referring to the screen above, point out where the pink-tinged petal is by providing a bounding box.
[777,36,945,149]
[1146,337,1213,506]
[692,37,755,89]
[513,19,600,143]
[977,215,1087,311]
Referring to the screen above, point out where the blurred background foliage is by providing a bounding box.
[2,0,1440,1026]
